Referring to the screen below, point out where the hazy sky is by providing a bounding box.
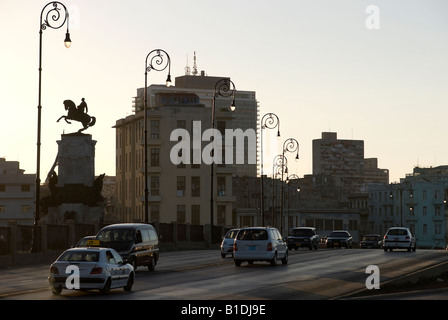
[1,0,447,183]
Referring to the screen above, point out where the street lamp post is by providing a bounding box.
[390,180,413,227]
[33,1,71,252]
[272,154,287,229]
[281,138,299,235]
[286,173,300,230]
[210,79,236,245]
[144,49,171,223]
[260,113,280,226]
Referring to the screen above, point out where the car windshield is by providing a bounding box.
[237,229,268,241]
[97,229,135,243]
[59,250,99,262]
[329,232,349,237]
[363,236,379,241]
[387,229,408,236]
[291,229,313,237]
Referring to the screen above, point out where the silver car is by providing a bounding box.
[233,227,288,266]
[48,247,135,295]
[383,227,417,252]
[221,229,239,258]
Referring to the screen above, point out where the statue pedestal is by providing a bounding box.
[44,133,103,224]
[57,133,96,187]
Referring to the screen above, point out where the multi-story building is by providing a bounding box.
[368,173,447,249]
[313,132,365,194]
[0,158,35,226]
[114,74,258,226]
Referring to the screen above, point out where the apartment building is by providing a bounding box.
[114,74,258,226]
[0,158,35,226]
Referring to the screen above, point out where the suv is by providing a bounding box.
[233,227,288,267]
[383,227,416,252]
[287,227,320,250]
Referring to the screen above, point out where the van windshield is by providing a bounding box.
[97,229,135,243]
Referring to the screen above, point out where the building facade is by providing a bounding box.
[114,74,258,226]
[0,158,35,226]
[368,174,447,249]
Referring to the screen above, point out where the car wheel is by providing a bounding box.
[51,286,62,295]
[124,273,134,292]
[281,251,288,265]
[148,257,156,271]
[270,253,277,266]
[234,260,241,267]
[131,257,138,271]
[101,278,111,294]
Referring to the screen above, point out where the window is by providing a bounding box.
[191,176,200,197]
[217,177,226,196]
[435,223,442,235]
[217,205,226,225]
[150,148,160,166]
[191,205,200,225]
[177,205,186,224]
[150,204,159,221]
[150,176,160,196]
[21,185,31,192]
[177,176,185,196]
[150,120,159,139]
[0,185,5,192]
[21,205,32,214]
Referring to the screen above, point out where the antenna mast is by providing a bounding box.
[192,51,198,76]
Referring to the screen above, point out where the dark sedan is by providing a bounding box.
[360,234,382,249]
[326,230,353,249]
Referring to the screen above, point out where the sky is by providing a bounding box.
[1,0,447,184]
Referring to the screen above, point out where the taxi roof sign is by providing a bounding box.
[87,239,100,246]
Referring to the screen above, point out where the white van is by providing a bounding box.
[233,227,288,266]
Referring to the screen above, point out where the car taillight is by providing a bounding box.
[405,236,410,239]
[234,242,238,252]
[90,267,103,274]
[267,243,272,251]
[50,266,59,274]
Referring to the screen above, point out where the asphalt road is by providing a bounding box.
[1,248,448,301]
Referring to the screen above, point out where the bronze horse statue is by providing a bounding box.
[57,98,96,133]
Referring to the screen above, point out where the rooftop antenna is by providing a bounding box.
[192,51,198,76]
[185,54,191,75]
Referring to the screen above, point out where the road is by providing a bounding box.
[1,248,448,301]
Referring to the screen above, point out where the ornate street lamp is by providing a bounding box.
[33,1,71,252]
[272,154,287,229]
[144,49,171,223]
[280,138,299,234]
[210,78,236,245]
[260,113,280,226]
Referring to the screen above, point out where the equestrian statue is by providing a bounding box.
[57,98,96,133]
